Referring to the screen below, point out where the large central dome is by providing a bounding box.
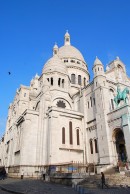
[57,31,86,63]
[58,45,85,62]
[42,31,89,75]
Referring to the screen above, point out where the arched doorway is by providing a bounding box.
[113,128,127,162]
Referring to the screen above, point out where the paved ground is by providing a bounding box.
[85,188,130,194]
[0,178,130,194]
[0,190,10,194]
[0,178,77,194]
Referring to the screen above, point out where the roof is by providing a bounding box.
[42,55,67,74]
[58,45,85,62]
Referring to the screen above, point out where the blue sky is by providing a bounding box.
[0,0,130,137]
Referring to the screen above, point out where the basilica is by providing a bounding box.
[0,32,130,177]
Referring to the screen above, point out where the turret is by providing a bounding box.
[64,30,71,46]
[92,57,111,165]
[30,74,39,90]
[93,57,104,78]
[53,43,58,56]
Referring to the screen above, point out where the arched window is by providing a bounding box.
[90,97,92,107]
[62,127,65,144]
[84,78,86,86]
[94,139,98,153]
[58,78,61,86]
[78,75,81,85]
[90,139,93,154]
[93,98,95,106]
[51,78,53,85]
[69,121,73,144]
[54,50,57,55]
[110,89,115,110]
[118,65,124,80]
[88,101,89,109]
[64,59,68,63]
[76,129,80,145]
[62,79,64,88]
[66,37,69,42]
[71,74,75,84]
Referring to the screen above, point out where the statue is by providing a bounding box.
[114,86,130,107]
[117,86,122,99]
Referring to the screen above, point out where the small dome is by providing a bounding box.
[58,45,85,62]
[93,57,103,67]
[43,55,67,74]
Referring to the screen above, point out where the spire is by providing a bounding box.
[64,30,70,45]
[93,56,104,77]
[94,56,103,66]
[35,73,39,79]
[53,42,58,56]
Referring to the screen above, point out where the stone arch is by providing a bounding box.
[112,128,127,162]
[71,74,76,84]
[109,87,115,110]
[117,64,125,80]
[75,127,82,146]
[52,97,72,109]
[89,138,93,154]
[117,64,124,72]
[109,86,115,93]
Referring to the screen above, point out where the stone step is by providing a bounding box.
[77,172,130,189]
[79,183,100,189]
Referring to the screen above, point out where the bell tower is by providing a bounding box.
[64,30,71,46]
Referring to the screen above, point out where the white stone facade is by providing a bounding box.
[1,32,130,177]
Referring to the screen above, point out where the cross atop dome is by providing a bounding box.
[64,30,71,46]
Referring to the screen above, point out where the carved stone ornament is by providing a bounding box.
[56,100,66,108]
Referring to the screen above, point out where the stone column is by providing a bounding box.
[122,114,130,162]
[112,140,118,165]
[123,125,130,162]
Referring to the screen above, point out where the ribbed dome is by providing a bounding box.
[58,45,85,62]
[43,55,67,74]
